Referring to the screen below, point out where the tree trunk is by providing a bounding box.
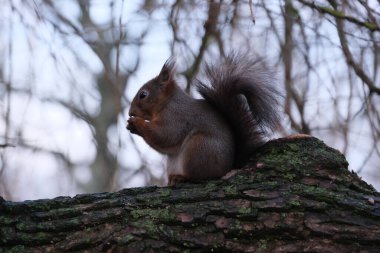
[1,136,379,252]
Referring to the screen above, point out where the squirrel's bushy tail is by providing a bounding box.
[196,52,281,166]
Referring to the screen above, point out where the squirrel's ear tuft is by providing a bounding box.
[157,58,175,84]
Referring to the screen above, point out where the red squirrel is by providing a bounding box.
[127,53,281,185]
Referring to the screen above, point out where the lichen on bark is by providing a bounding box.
[0,136,379,252]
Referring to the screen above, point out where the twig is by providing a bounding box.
[249,0,256,24]
[297,0,380,32]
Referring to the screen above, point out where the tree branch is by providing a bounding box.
[333,9,380,95]
[297,0,380,32]
[1,137,379,252]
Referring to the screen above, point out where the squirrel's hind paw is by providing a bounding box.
[168,174,188,186]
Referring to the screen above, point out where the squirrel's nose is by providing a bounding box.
[128,108,136,117]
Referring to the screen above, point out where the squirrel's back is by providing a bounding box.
[196,52,281,167]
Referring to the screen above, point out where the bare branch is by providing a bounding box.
[297,0,380,32]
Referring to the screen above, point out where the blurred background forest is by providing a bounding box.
[0,0,379,201]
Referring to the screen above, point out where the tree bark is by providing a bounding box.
[1,136,379,252]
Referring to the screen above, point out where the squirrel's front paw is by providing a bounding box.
[127,117,143,135]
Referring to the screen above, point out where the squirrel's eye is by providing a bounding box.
[139,90,148,99]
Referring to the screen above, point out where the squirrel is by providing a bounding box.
[127,52,281,185]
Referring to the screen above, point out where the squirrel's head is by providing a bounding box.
[129,59,176,120]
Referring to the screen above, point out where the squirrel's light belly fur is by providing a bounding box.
[127,52,281,185]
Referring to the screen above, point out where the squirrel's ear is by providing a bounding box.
[157,58,175,84]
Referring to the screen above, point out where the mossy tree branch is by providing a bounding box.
[297,0,380,32]
[1,136,379,252]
